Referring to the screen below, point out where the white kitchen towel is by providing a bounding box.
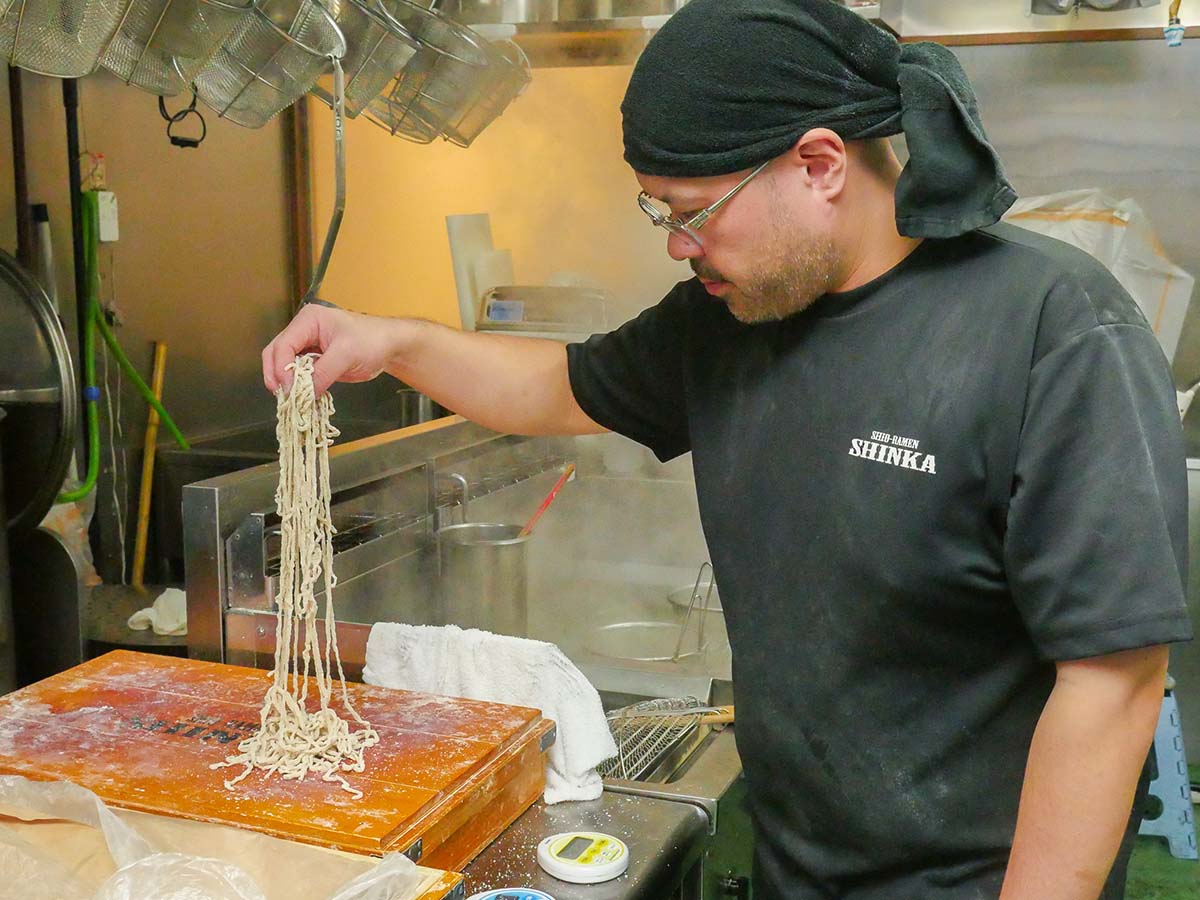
[126,587,187,636]
[363,623,617,804]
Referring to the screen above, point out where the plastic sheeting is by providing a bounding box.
[1005,188,1195,362]
[0,776,425,900]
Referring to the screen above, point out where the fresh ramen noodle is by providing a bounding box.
[214,355,378,798]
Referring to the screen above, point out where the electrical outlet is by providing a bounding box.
[97,191,119,242]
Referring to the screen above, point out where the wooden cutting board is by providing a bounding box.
[0,651,554,870]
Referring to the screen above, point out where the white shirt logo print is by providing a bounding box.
[848,430,937,475]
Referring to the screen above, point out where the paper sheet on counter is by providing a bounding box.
[0,789,444,900]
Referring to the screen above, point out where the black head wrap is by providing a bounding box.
[622,0,1017,238]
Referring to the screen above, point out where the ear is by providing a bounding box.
[786,128,847,200]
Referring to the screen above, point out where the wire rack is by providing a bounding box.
[101,0,256,96]
[598,696,707,782]
[0,0,132,77]
[194,0,346,128]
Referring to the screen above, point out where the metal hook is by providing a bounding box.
[673,562,715,662]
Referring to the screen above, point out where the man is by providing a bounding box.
[263,2,1193,897]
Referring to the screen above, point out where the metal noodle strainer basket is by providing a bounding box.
[101,0,257,96]
[0,0,133,77]
[443,37,528,146]
[190,0,349,307]
[194,0,346,128]
[308,0,419,117]
[361,0,530,146]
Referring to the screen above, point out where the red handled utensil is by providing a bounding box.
[518,464,576,537]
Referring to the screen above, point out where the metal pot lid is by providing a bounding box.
[0,250,78,532]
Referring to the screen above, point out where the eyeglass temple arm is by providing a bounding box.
[689,160,772,229]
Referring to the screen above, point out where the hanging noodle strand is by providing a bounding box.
[213,355,379,798]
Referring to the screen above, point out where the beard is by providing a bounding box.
[693,216,841,324]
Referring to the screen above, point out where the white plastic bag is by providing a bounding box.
[94,854,268,900]
[0,776,422,900]
[1004,188,1195,362]
[322,854,424,900]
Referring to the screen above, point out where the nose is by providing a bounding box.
[667,230,702,262]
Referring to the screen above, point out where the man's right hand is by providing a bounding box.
[261,303,605,438]
[262,304,403,397]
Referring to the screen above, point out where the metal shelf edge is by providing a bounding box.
[0,387,61,404]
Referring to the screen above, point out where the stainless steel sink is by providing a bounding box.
[588,621,714,663]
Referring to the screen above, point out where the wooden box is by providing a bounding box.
[0,651,554,876]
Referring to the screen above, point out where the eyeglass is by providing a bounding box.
[637,159,771,247]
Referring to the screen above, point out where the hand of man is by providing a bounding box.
[264,305,603,438]
[262,304,400,396]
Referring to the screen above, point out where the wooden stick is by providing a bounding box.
[131,341,167,592]
[700,706,735,725]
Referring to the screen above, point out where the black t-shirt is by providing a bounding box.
[566,223,1193,900]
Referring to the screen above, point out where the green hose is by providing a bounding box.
[56,192,189,505]
[57,193,103,504]
[94,313,189,450]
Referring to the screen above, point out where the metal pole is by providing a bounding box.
[283,102,313,311]
[62,78,88,461]
[8,66,31,268]
[62,77,103,581]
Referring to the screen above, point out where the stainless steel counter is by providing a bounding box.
[462,791,708,900]
[459,728,747,900]
[602,728,741,835]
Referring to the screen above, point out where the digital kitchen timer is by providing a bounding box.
[536,831,629,884]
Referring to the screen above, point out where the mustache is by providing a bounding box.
[691,262,726,282]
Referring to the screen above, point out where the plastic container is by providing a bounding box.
[476,285,609,333]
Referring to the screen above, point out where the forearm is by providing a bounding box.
[1000,647,1167,899]
[383,318,604,437]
